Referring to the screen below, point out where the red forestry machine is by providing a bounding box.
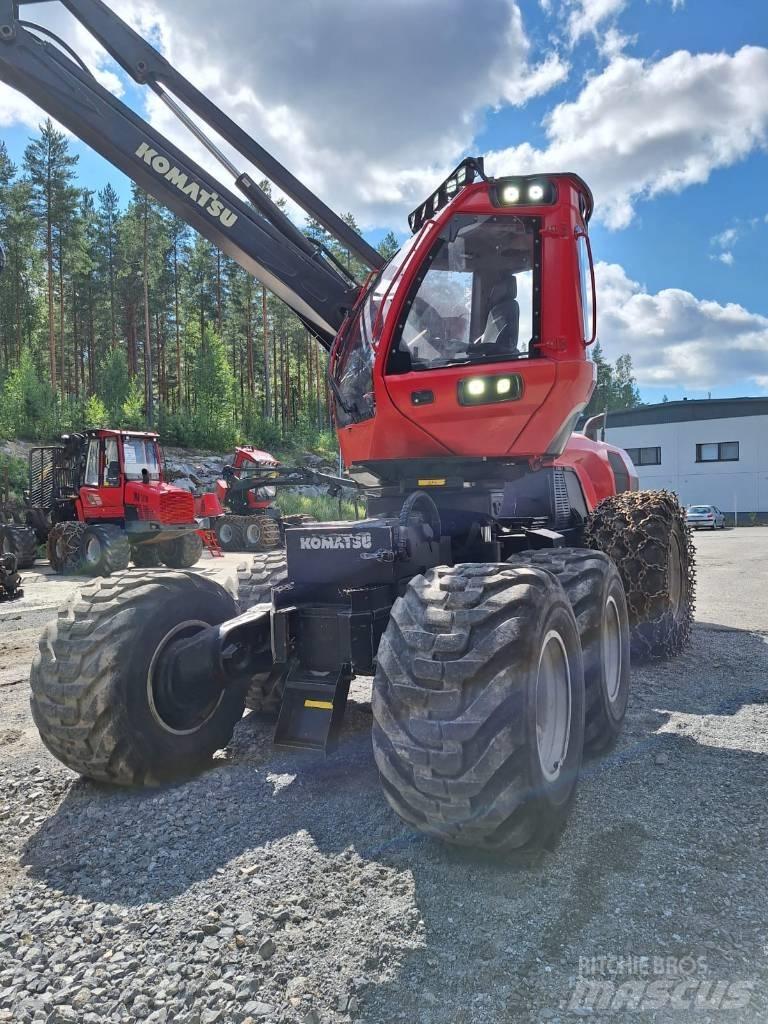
[0,429,216,575]
[213,445,357,551]
[1,0,695,853]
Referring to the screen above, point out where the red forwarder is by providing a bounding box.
[2,429,215,575]
[0,0,695,853]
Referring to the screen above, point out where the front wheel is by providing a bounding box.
[215,515,243,552]
[372,564,585,853]
[586,490,695,660]
[507,549,630,753]
[157,532,204,569]
[79,524,131,576]
[30,572,246,784]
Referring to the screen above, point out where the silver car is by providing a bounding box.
[686,504,726,530]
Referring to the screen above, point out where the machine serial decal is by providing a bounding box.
[299,533,373,551]
[135,143,239,228]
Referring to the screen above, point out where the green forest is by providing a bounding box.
[0,120,639,453]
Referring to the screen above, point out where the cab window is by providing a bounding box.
[104,438,120,486]
[84,439,100,487]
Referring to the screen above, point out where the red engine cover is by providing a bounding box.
[125,482,195,524]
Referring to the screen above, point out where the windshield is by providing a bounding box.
[388,213,536,372]
[332,230,425,427]
[122,436,161,481]
[689,506,712,514]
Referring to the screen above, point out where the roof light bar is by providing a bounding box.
[408,157,486,233]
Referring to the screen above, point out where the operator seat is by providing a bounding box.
[481,279,519,352]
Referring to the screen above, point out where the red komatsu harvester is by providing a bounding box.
[0,0,694,853]
[2,429,215,575]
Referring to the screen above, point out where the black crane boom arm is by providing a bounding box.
[0,0,384,346]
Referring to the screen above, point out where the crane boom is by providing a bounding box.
[0,0,384,347]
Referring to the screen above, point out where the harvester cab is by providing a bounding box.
[2,0,695,855]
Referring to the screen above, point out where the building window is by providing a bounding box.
[625,446,661,466]
[696,442,739,463]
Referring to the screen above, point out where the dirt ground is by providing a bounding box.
[1,532,767,1024]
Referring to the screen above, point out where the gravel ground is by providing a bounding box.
[1,531,767,1024]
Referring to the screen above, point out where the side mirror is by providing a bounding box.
[583,412,605,442]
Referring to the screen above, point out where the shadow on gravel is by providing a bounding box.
[18,624,768,1024]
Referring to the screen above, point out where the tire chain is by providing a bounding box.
[585,489,696,659]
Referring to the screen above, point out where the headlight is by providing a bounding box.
[458,374,523,406]
[492,177,557,208]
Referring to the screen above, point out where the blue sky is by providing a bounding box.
[1,0,766,402]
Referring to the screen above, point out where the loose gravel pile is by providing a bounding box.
[1,532,767,1024]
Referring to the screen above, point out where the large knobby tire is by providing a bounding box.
[30,572,246,785]
[372,564,585,854]
[585,490,695,660]
[236,552,288,712]
[131,543,163,568]
[236,552,287,612]
[47,523,86,574]
[215,515,244,552]
[78,525,131,577]
[507,549,630,754]
[1,525,38,569]
[157,531,204,569]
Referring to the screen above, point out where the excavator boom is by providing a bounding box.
[0,0,384,346]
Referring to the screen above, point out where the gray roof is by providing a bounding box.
[605,397,768,428]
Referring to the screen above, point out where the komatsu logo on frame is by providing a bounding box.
[299,533,373,551]
[136,143,238,228]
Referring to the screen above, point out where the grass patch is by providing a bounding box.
[274,491,366,523]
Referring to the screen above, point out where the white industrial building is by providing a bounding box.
[604,398,768,523]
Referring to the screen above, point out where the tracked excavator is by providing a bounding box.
[0,0,694,852]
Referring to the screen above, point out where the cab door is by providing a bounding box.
[79,437,124,521]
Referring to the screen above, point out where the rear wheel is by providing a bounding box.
[372,564,585,853]
[79,524,131,577]
[243,515,281,552]
[586,490,695,660]
[507,549,630,753]
[1,525,38,569]
[131,543,163,568]
[30,572,246,784]
[47,522,87,574]
[157,532,204,569]
[215,515,243,551]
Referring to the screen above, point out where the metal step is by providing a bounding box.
[274,666,351,753]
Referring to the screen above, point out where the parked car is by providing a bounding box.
[687,504,726,530]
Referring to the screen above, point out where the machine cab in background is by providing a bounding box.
[330,159,598,475]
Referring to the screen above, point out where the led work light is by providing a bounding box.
[458,374,523,406]
[493,177,556,208]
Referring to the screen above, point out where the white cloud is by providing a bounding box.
[567,0,626,44]
[711,227,739,250]
[717,252,735,266]
[597,261,768,390]
[565,0,682,45]
[486,46,768,229]
[108,0,567,228]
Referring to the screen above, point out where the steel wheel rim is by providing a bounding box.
[84,536,102,565]
[603,595,623,703]
[535,630,572,783]
[668,532,684,611]
[219,523,234,545]
[147,620,225,735]
[245,522,261,545]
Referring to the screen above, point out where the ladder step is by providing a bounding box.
[274,668,350,753]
